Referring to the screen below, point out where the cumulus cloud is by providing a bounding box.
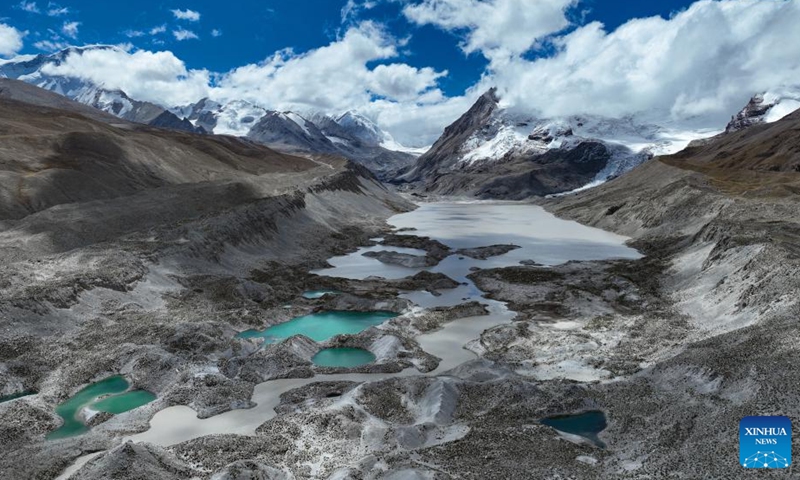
[211,29,222,37]
[486,0,800,125]
[0,23,25,57]
[362,94,476,145]
[171,8,201,21]
[150,25,167,35]
[367,63,447,101]
[403,0,575,60]
[61,21,80,39]
[173,29,198,41]
[23,0,800,146]
[211,22,446,116]
[39,47,211,105]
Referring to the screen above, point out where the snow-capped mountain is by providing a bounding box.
[246,110,418,176]
[399,87,772,198]
[0,46,419,175]
[329,111,429,156]
[170,97,418,175]
[248,111,339,155]
[725,90,800,133]
[0,46,204,134]
[170,98,268,137]
[399,88,648,197]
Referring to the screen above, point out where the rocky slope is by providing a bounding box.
[0,80,317,222]
[528,107,800,476]
[0,83,421,478]
[0,47,203,134]
[80,101,800,480]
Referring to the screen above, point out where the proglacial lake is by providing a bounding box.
[124,202,640,450]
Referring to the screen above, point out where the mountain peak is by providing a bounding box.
[482,87,500,104]
[726,89,800,134]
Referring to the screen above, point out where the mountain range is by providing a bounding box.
[396,86,800,197]
[0,46,417,178]
[2,45,799,193]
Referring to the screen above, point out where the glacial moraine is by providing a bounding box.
[119,201,639,449]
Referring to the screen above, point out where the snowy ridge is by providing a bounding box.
[456,105,720,184]
[0,46,420,158]
[725,87,800,133]
[283,112,313,136]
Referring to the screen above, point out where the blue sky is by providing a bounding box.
[4,0,697,97]
[1,0,798,146]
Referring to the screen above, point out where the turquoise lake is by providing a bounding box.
[237,311,398,344]
[312,348,376,367]
[540,410,608,448]
[0,390,35,404]
[47,376,156,440]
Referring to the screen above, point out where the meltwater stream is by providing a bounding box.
[59,202,640,478]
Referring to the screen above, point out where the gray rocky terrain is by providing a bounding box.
[2,77,800,480]
[0,83,422,478]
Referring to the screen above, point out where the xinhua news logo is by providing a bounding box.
[740,416,792,469]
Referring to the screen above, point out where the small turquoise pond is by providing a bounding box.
[540,411,608,448]
[0,390,35,404]
[312,348,376,367]
[302,290,341,299]
[47,376,156,440]
[237,310,398,344]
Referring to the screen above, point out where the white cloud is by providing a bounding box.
[124,30,145,38]
[0,23,25,57]
[341,0,377,23]
[47,5,69,16]
[39,46,212,105]
[18,1,39,13]
[61,21,80,39]
[173,29,198,41]
[403,0,575,60]
[150,25,167,35]
[211,29,222,37]
[485,0,800,126]
[33,39,68,52]
[368,63,447,101]
[363,94,476,145]
[171,8,201,22]
[22,0,800,147]
[211,22,444,109]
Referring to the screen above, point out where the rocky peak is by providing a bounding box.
[402,88,501,181]
[725,93,775,133]
[335,111,385,147]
